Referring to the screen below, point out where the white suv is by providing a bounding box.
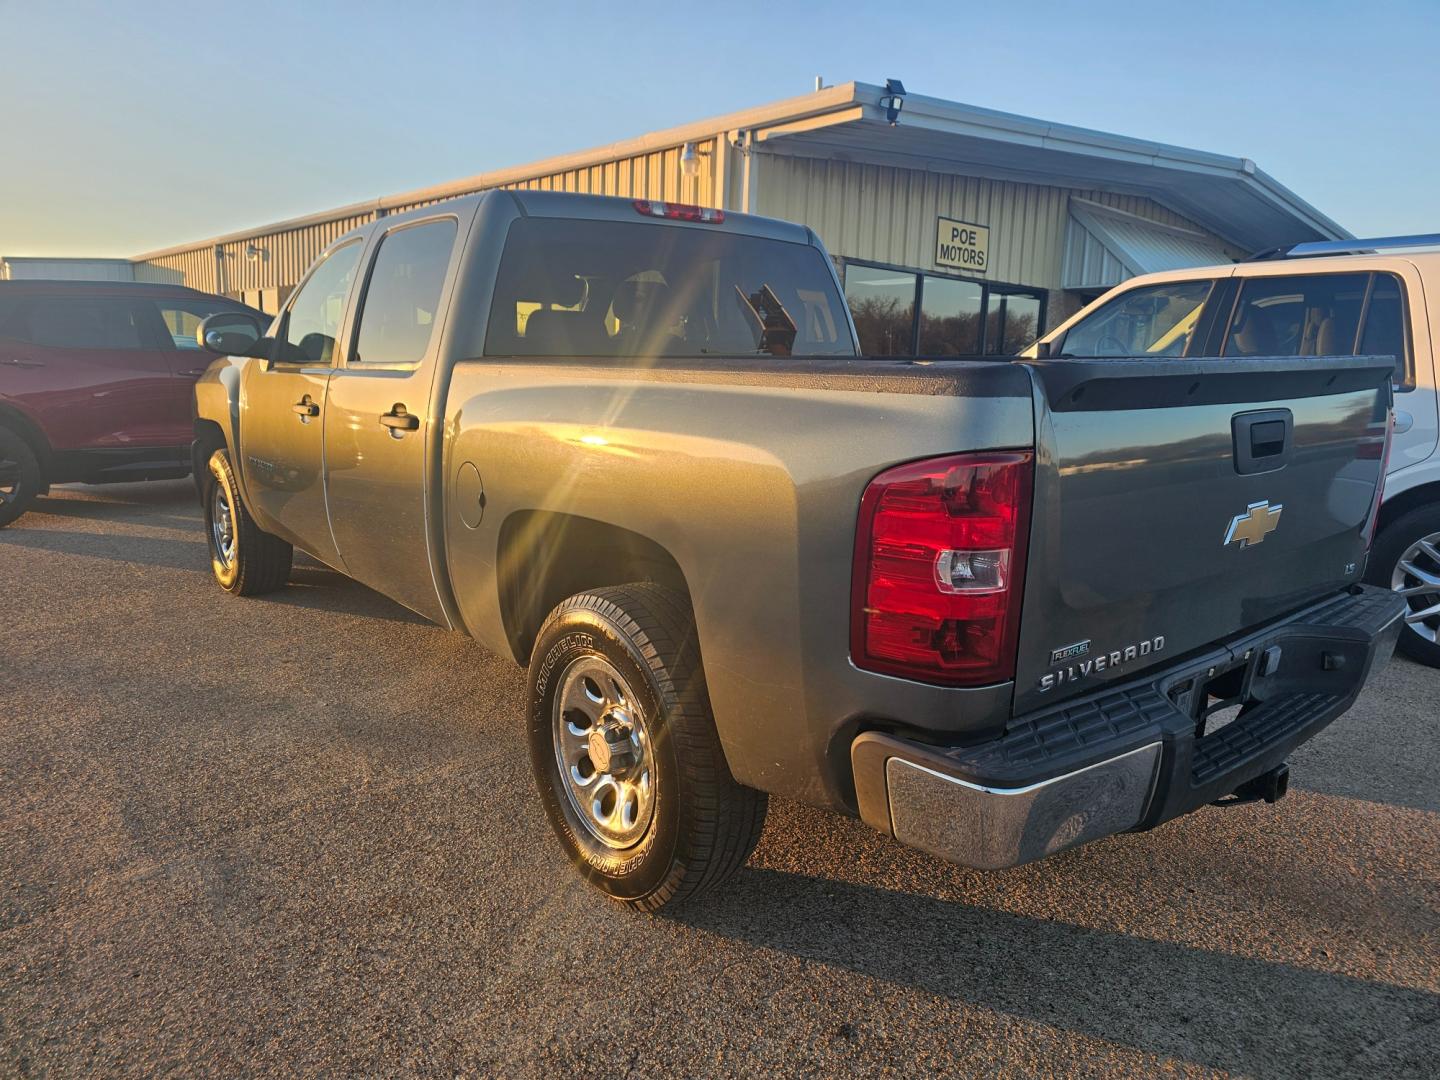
[1030,235,1440,666]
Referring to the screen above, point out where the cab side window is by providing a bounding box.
[1060,280,1214,358]
[276,242,364,365]
[1223,273,1368,357]
[350,219,457,365]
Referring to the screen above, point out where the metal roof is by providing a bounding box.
[131,80,1345,263]
[1063,199,1235,290]
[751,83,1348,252]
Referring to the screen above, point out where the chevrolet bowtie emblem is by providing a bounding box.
[1225,500,1283,548]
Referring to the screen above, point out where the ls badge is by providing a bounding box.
[1225,500,1283,549]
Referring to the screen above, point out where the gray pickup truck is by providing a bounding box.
[192,191,1404,910]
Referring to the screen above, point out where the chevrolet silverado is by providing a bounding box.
[189,191,1404,910]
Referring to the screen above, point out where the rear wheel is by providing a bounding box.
[1368,504,1440,667]
[203,448,293,595]
[0,426,41,529]
[527,583,767,911]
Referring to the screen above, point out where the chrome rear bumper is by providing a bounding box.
[851,585,1404,870]
[883,743,1161,870]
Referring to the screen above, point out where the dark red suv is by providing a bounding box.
[0,280,267,526]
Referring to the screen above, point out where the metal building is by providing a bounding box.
[126,80,1346,356]
[1,257,135,282]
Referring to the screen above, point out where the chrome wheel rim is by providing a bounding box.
[211,485,236,568]
[1392,530,1440,644]
[552,655,655,849]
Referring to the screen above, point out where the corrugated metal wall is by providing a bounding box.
[754,155,1233,293]
[498,140,715,206]
[131,140,717,302]
[134,212,375,296]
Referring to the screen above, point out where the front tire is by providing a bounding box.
[0,426,41,529]
[1367,504,1440,667]
[203,448,293,595]
[527,583,767,911]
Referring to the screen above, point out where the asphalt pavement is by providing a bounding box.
[2,480,1437,1078]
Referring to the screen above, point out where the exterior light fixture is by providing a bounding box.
[880,78,906,125]
[680,142,701,179]
[245,244,263,262]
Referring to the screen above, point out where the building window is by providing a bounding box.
[919,276,983,355]
[843,264,916,356]
[842,261,1045,356]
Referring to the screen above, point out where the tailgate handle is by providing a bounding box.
[1233,409,1293,475]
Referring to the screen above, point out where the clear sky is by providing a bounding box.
[2,0,1435,257]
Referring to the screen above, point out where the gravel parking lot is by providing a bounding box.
[2,479,1437,1078]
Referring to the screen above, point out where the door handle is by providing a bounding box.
[1393,409,1414,435]
[180,367,209,377]
[380,405,419,433]
[292,398,320,417]
[1,356,46,368]
[1232,408,1293,475]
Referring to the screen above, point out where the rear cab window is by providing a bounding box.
[484,218,855,359]
[1058,280,1215,358]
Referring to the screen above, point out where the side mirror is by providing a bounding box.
[197,311,268,358]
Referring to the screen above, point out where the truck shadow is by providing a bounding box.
[266,564,433,627]
[0,525,206,572]
[666,864,1438,1075]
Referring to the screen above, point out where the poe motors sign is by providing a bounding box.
[935,217,990,274]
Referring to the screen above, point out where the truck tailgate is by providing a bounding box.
[1012,355,1393,714]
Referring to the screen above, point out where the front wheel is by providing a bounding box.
[1368,504,1440,667]
[527,583,767,911]
[0,426,41,529]
[203,448,293,595]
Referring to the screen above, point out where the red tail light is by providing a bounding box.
[633,200,725,224]
[852,452,1034,686]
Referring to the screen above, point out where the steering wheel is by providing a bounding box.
[1096,334,1127,356]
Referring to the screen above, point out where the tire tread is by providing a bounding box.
[534,583,767,910]
[207,449,293,596]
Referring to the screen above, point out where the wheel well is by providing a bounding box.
[192,419,227,498]
[0,403,53,490]
[1378,478,1440,533]
[498,511,691,665]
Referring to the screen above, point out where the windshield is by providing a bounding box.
[484,217,855,359]
[1058,280,1214,358]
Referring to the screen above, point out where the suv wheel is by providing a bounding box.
[203,448,293,595]
[1368,504,1440,667]
[0,426,42,529]
[527,583,767,911]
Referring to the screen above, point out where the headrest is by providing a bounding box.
[612,279,668,323]
[524,309,605,355]
[547,272,586,308]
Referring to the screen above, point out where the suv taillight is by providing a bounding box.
[1362,411,1395,551]
[851,451,1034,686]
